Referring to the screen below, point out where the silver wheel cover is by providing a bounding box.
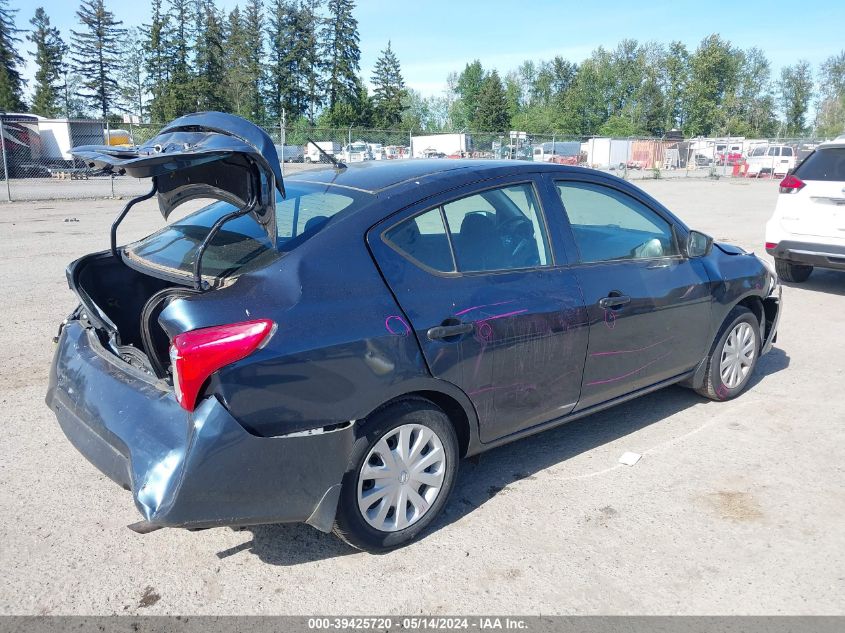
[720,321,757,389]
[356,423,447,533]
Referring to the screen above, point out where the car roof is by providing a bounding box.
[286,159,576,194]
[818,140,845,150]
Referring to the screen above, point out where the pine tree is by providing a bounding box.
[116,26,145,118]
[242,0,265,122]
[475,70,510,131]
[224,6,251,117]
[27,7,67,117]
[194,1,228,112]
[0,0,25,111]
[266,0,299,121]
[70,0,126,118]
[298,0,323,123]
[144,0,172,122]
[162,0,196,118]
[371,41,405,128]
[321,0,359,110]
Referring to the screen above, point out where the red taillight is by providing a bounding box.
[765,242,778,250]
[779,174,805,194]
[170,319,276,411]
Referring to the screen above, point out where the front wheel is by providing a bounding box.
[775,258,812,283]
[333,399,459,552]
[697,306,761,401]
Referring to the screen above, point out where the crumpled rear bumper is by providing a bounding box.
[46,320,355,531]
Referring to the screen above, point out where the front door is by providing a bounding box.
[549,178,712,409]
[368,178,589,442]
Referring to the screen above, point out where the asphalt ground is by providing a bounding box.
[0,177,842,615]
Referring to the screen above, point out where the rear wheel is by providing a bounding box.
[333,398,459,552]
[697,306,761,401]
[774,257,812,283]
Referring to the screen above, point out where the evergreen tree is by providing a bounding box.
[266,0,299,121]
[453,60,485,129]
[778,60,814,136]
[194,1,228,112]
[224,6,251,117]
[370,41,405,128]
[27,7,67,117]
[144,0,171,122]
[242,0,265,122]
[475,70,509,131]
[0,0,25,111]
[70,0,126,118]
[298,0,323,123]
[321,0,359,110]
[116,26,146,118]
[162,0,196,118]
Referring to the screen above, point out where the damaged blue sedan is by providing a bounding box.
[47,112,781,551]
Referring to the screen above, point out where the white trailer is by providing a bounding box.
[410,133,471,158]
[305,141,342,163]
[582,137,632,169]
[33,119,104,164]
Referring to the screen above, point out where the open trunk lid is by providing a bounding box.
[72,111,284,243]
[65,112,286,377]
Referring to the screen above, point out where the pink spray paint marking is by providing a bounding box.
[384,315,411,337]
[483,309,528,321]
[455,299,516,317]
[603,308,616,330]
[717,384,729,399]
[473,321,494,379]
[585,351,672,386]
[590,335,674,357]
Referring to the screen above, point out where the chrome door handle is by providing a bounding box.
[598,295,631,309]
[427,322,474,340]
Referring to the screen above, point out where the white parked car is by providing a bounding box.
[765,140,845,282]
[747,144,797,177]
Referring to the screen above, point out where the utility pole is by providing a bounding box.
[280,107,286,176]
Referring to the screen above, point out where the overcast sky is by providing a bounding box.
[12,0,845,100]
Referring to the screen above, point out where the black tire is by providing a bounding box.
[332,398,459,552]
[774,257,812,283]
[696,306,761,401]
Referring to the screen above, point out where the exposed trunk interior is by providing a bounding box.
[71,253,195,378]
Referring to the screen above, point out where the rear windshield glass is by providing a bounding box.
[125,181,369,278]
[794,148,845,181]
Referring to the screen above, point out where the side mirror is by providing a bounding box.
[686,230,713,258]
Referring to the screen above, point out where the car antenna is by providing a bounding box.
[307,138,346,169]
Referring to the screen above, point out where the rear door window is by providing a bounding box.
[384,208,454,272]
[794,148,845,181]
[384,182,551,274]
[443,183,550,272]
[768,147,780,156]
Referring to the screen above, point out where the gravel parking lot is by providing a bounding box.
[0,177,843,615]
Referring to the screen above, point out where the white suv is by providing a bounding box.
[765,140,845,282]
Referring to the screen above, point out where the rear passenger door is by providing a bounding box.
[367,176,589,443]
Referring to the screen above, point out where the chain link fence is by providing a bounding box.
[0,114,833,201]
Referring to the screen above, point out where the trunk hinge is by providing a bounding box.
[110,181,159,257]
